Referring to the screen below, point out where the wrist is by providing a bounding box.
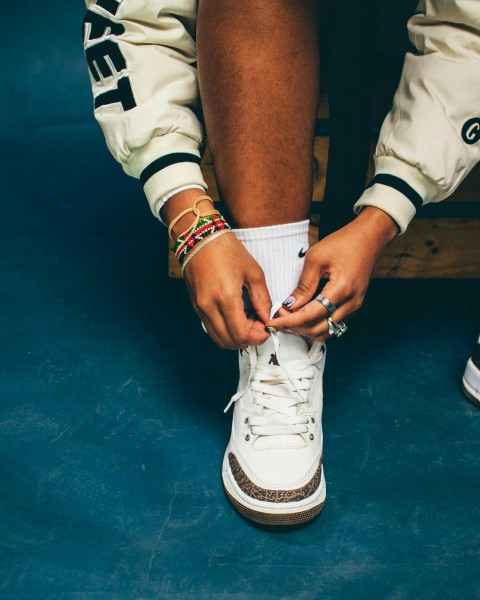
[163,190,215,241]
[354,206,399,247]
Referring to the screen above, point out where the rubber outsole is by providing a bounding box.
[462,380,480,409]
[224,487,326,526]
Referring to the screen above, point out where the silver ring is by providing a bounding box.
[315,294,337,314]
[327,317,347,338]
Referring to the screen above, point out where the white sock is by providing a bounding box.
[233,219,310,305]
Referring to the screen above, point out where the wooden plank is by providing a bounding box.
[375,218,480,278]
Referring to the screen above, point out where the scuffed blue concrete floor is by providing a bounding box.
[1,3,480,599]
[1,124,479,600]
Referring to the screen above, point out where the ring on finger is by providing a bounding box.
[315,294,337,314]
[327,317,348,338]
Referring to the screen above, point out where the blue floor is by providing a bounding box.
[1,4,480,599]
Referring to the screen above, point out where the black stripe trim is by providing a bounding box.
[366,174,423,210]
[308,200,480,218]
[140,153,201,187]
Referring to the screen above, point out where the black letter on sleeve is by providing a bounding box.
[94,76,136,111]
[84,10,125,42]
[95,0,121,16]
[86,39,127,81]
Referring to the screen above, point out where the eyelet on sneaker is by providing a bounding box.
[244,418,249,424]
[245,434,250,441]
[309,434,314,441]
[311,417,315,423]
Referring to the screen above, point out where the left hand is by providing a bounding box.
[266,207,398,340]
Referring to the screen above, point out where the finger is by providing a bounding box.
[273,306,290,319]
[313,299,356,341]
[195,298,245,350]
[267,278,354,334]
[281,251,325,311]
[266,299,330,331]
[185,285,229,349]
[190,282,251,349]
[244,271,272,324]
[198,314,228,349]
[217,293,267,349]
[277,293,358,340]
[193,287,268,349]
[248,318,270,346]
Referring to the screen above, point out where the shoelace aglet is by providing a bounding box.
[224,397,235,413]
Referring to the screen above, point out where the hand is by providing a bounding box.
[163,189,272,349]
[183,232,272,349]
[266,207,398,340]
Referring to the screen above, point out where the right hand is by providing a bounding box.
[183,232,272,349]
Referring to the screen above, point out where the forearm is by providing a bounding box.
[83,0,206,220]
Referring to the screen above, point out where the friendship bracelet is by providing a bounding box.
[167,194,232,267]
[173,214,222,254]
[181,229,233,272]
[175,215,231,264]
[168,195,219,242]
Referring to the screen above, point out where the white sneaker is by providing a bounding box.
[222,328,327,526]
[462,336,480,408]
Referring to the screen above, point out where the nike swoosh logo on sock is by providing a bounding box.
[298,248,307,258]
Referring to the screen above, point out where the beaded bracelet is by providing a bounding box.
[175,214,231,264]
[181,228,232,273]
[168,195,232,267]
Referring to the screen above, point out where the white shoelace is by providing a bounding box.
[224,321,325,438]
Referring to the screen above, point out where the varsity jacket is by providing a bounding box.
[83,0,480,234]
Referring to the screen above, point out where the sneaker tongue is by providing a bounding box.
[256,331,309,365]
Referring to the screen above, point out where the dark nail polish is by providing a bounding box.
[282,295,296,308]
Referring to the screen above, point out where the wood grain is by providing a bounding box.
[375,219,480,278]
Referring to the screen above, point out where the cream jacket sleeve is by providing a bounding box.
[354,0,480,233]
[83,0,206,220]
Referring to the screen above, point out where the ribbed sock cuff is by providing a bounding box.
[233,220,310,303]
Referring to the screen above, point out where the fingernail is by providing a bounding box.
[282,295,296,308]
[265,326,276,333]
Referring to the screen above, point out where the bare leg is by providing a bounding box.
[197,0,320,228]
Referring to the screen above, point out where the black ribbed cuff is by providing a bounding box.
[366,174,423,210]
[140,153,201,187]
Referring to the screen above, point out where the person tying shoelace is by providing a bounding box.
[83,0,480,525]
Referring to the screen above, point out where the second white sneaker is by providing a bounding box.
[462,335,480,408]
[222,328,327,526]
